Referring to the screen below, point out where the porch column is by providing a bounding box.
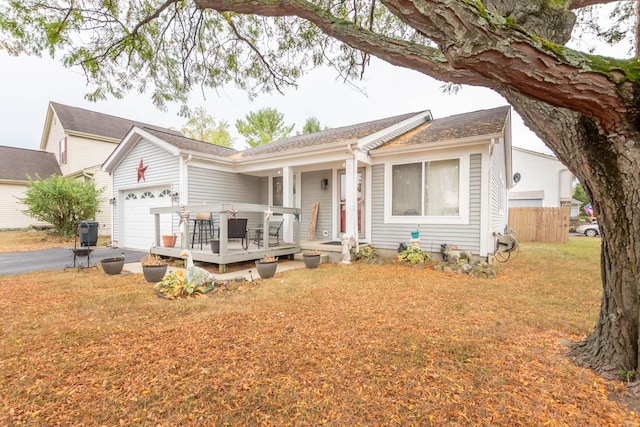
[344,158,358,239]
[282,166,293,242]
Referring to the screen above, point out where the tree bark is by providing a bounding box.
[501,90,640,378]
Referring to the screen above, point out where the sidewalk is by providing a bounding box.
[123,259,306,281]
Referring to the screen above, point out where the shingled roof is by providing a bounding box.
[372,106,510,151]
[239,111,424,158]
[50,101,181,141]
[142,128,239,157]
[0,146,62,181]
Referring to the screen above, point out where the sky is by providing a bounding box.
[0,5,629,154]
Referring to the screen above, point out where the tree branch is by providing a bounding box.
[195,0,633,133]
[569,0,620,10]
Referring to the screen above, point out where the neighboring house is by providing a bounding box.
[508,147,573,208]
[103,106,513,259]
[39,101,180,236]
[570,198,583,218]
[0,146,62,229]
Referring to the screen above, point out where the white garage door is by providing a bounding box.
[121,188,173,250]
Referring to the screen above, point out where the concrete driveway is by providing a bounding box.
[0,248,147,275]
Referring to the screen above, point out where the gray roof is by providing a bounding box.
[375,106,510,150]
[142,128,239,157]
[50,101,181,140]
[239,111,423,157]
[0,146,62,181]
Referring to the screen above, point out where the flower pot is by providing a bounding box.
[210,239,220,254]
[411,231,420,239]
[255,260,278,279]
[162,235,177,248]
[142,264,168,282]
[303,254,321,269]
[100,256,125,275]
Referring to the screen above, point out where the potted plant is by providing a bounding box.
[302,250,321,269]
[141,254,168,282]
[162,234,177,248]
[255,255,278,279]
[100,255,125,275]
[210,238,220,254]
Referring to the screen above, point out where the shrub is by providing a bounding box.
[154,270,214,299]
[397,246,431,265]
[141,254,167,266]
[353,246,379,263]
[20,175,103,237]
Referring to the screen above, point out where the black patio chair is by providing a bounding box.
[228,218,249,250]
[268,218,284,246]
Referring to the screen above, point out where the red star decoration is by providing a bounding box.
[137,159,148,182]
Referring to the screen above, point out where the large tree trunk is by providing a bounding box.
[504,92,640,380]
[567,125,640,379]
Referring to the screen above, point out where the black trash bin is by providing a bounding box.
[78,221,99,247]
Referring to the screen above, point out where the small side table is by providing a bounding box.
[192,218,214,249]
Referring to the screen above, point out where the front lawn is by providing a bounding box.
[1,237,637,425]
[0,229,110,253]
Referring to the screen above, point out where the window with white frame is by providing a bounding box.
[391,158,461,217]
[59,137,67,165]
[272,176,283,207]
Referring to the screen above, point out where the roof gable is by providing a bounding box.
[374,106,510,150]
[0,146,62,181]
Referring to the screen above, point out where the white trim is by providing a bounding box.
[103,126,180,173]
[180,155,190,205]
[364,164,372,243]
[480,146,491,257]
[383,152,470,225]
[359,111,432,151]
[371,134,501,159]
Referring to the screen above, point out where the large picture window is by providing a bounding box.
[391,158,460,217]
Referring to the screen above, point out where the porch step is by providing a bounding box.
[293,253,330,264]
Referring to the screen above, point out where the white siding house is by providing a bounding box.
[509,147,573,208]
[0,146,62,229]
[39,101,180,236]
[104,106,513,259]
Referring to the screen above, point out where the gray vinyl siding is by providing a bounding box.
[300,170,333,240]
[112,139,181,238]
[188,166,263,228]
[370,153,483,254]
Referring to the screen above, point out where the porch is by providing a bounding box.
[150,203,303,273]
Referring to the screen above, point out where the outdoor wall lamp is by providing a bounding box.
[321,178,329,190]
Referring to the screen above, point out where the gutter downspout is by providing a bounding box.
[180,153,192,206]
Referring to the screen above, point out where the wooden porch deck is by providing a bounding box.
[150,203,302,273]
[152,240,300,273]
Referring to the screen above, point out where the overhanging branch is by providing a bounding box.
[195,0,632,133]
